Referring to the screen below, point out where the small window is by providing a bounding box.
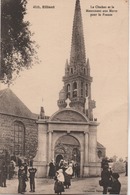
[67,92,70,98]
[73,90,77,97]
[71,68,73,74]
[81,89,83,96]
[86,84,88,97]
[67,84,70,92]
[81,82,83,96]
[73,82,77,90]
[73,82,77,97]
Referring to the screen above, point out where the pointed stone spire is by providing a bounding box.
[65,59,69,68]
[70,0,86,66]
[65,59,69,75]
[87,58,90,75]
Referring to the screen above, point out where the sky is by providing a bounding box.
[1,0,128,159]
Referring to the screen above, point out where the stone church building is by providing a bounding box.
[0,0,105,177]
[33,0,105,177]
[0,88,38,159]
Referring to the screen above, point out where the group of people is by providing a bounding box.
[100,163,121,194]
[0,156,125,194]
[0,160,15,188]
[48,159,80,179]
[18,163,37,194]
[48,159,74,195]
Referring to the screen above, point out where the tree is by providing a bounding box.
[1,0,38,84]
[118,157,124,162]
[110,155,118,162]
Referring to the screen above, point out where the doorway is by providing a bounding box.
[54,135,80,163]
[56,154,63,164]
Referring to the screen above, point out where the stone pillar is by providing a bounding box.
[33,120,47,178]
[88,127,97,176]
[46,130,53,177]
[84,132,89,163]
[83,131,89,176]
[48,130,52,163]
[51,132,54,160]
[83,125,89,177]
[80,149,84,177]
[88,129,97,162]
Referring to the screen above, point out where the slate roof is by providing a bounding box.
[0,88,38,119]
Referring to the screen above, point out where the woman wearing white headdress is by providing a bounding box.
[54,169,65,195]
[64,163,73,189]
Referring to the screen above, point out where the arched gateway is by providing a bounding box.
[33,108,101,177]
[54,135,80,164]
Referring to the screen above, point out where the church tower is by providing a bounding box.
[34,0,103,178]
[57,0,96,121]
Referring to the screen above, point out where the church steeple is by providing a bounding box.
[57,0,96,121]
[70,0,86,67]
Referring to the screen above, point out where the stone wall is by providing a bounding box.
[0,113,38,158]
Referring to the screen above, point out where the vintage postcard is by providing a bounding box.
[0,0,128,194]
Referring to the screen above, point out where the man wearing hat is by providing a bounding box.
[28,166,37,192]
[108,173,121,194]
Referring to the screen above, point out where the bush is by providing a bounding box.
[112,161,125,173]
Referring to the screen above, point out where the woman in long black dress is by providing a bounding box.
[48,160,55,178]
[54,169,65,195]
[101,165,111,194]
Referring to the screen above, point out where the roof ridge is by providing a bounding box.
[0,88,34,118]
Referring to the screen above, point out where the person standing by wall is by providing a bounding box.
[101,165,111,194]
[125,157,128,176]
[1,162,7,187]
[74,162,80,178]
[28,165,37,192]
[23,162,28,176]
[48,160,56,179]
[8,160,15,179]
[18,165,25,194]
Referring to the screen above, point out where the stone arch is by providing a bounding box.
[54,134,80,164]
[49,108,89,122]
